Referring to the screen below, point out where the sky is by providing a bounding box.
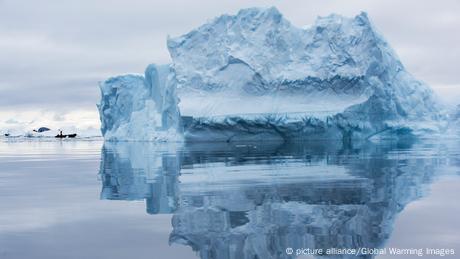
[0,0,459,133]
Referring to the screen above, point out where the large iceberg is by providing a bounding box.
[98,7,444,142]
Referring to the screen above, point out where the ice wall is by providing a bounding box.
[97,64,182,141]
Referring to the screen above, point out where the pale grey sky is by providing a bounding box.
[0,0,459,129]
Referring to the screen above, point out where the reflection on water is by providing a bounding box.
[100,143,181,214]
[99,140,451,259]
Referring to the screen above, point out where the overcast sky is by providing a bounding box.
[0,0,459,130]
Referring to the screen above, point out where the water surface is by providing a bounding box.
[0,139,459,258]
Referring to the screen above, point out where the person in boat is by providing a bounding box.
[59,130,63,137]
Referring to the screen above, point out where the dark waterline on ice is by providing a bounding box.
[0,139,459,259]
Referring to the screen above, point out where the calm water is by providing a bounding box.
[0,139,459,259]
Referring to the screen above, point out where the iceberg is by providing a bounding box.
[98,7,444,142]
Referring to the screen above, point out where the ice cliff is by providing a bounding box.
[98,7,443,142]
[97,64,182,141]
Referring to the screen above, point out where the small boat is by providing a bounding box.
[55,133,77,138]
[4,133,9,137]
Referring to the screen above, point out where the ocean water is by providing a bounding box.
[0,139,459,259]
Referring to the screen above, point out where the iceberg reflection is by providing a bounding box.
[99,140,438,258]
[99,142,181,214]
